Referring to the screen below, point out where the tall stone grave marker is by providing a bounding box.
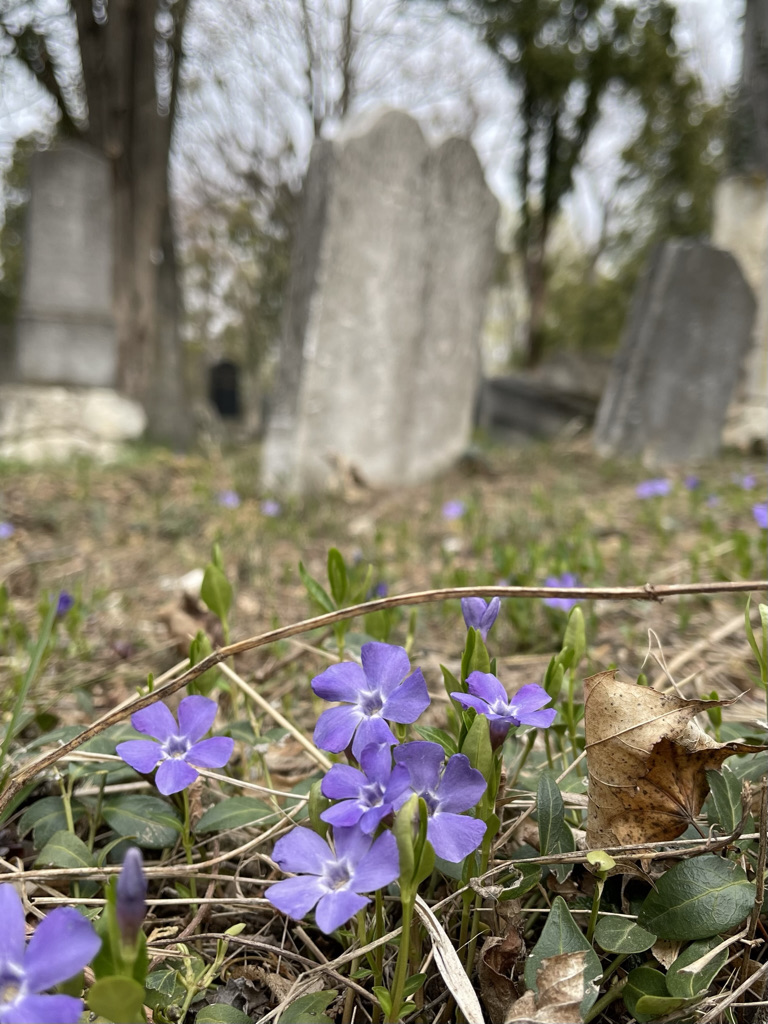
[262,110,498,492]
[15,140,117,386]
[594,239,756,466]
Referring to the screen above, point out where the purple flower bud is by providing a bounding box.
[461,597,501,640]
[753,503,768,530]
[260,499,281,517]
[55,591,75,617]
[217,490,241,509]
[116,847,147,948]
[635,479,671,499]
[542,573,580,612]
[0,522,14,540]
[442,500,465,521]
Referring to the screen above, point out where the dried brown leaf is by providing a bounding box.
[584,671,765,846]
[478,928,524,1024]
[505,952,587,1023]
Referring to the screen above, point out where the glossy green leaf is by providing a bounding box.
[536,771,575,882]
[638,855,755,940]
[201,563,233,623]
[524,896,601,1017]
[461,628,491,681]
[88,976,146,1024]
[299,562,335,613]
[196,797,278,833]
[196,1005,253,1024]
[102,794,182,849]
[594,917,656,954]
[460,711,493,781]
[623,966,670,1023]
[414,726,457,755]
[563,606,586,666]
[706,765,741,833]
[327,548,347,606]
[500,862,542,900]
[19,796,85,849]
[35,829,95,869]
[666,937,728,998]
[278,989,337,1023]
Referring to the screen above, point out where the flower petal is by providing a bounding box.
[358,805,391,834]
[436,754,486,813]
[383,764,412,804]
[461,597,487,631]
[393,741,444,793]
[267,876,326,922]
[115,739,163,774]
[350,717,396,760]
[321,764,366,801]
[314,705,361,753]
[311,662,366,703]
[428,813,486,862]
[0,884,26,968]
[360,642,411,697]
[467,672,507,705]
[1,994,84,1024]
[315,890,368,934]
[186,736,234,769]
[380,669,430,724]
[359,743,395,784]
[512,684,553,713]
[320,800,364,828]
[517,708,558,729]
[351,831,400,891]
[23,907,101,993]
[450,692,492,716]
[332,825,374,865]
[176,696,218,742]
[130,701,178,741]
[272,827,332,875]
[155,759,199,795]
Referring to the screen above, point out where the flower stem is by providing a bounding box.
[342,911,366,1024]
[387,893,415,1023]
[181,788,198,905]
[582,977,628,1023]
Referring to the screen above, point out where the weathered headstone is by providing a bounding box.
[262,110,498,492]
[712,176,768,449]
[594,239,756,466]
[14,140,117,386]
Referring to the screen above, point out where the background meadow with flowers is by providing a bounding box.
[0,439,766,1023]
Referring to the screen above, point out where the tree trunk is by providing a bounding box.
[72,0,192,446]
[523,249,547,367]
[743,0,768,172]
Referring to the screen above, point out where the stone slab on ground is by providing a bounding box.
[0,385,146,462]
[594,239,756,466]
[262,109,498,493]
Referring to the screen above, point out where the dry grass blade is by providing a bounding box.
[414,893,485,1023]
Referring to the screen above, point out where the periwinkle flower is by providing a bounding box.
[442,500,465,521]
[0,883,101,1024]
[261,499,281,517]
[753,503,768,529]
[55,591,74,617]
[542,572,580,612]
[320,743,411,833]
[461,597,501,641]
[312,642,429,760]
[451,673,556,748]
[217,490,241,509]
[684,475,700,491]
[635,479,671,499]
[706,495,720,508]
[116,696,234,795]
[739,474,756,490]
[116,847,147,948]
[267,825,399,934]
[0,523,14,541]
[392,742,487,863]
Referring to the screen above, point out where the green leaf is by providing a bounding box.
[594,917,656,954]
[460,628,490,681]
[460,712,493,781]
[543,657,564,703]
[623,967,670,1023]
[201,563,233,624]
[144,965,186,1008]
[327,548,347,606]
[88,976,147,1024]
[706,765,742,833]
[563,606,586,666]
[524,896,601,1017]
[278,989,337,1023]
[102,794,182,849]
[414,725,457,755]
[35,829,95,869]
[536,771,575,883]
[18,796,85,849]
[299,562,335,614]
[637,855,755,940]
[500,862,542,899]
[402,973,427,998]
[196,1005,253,1024]
[394,795,417,885]
[666,937,728,998]
[196,797,278,833]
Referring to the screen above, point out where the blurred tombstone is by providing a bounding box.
[261,109,498,493]
[713,177,768,450]
[208,359,242,419]
[15,140,117,386]
[594,239,756,466]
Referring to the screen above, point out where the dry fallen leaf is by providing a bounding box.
[477,926,525,1024]
[505,951,587,1023]
[584,671,765,847]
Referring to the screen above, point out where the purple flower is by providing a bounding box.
[116,848,147,948]
[217,490,241,509]
[442,500,465,521]
[753,503,768,530]
[261,499,281,517]
[392,742,487,863]
[0,523,14,541]
[461,597,501,641]
[451,673,556,748]
[267,825,399,934]
[706,495,720,508]
[116,696,234,795]
[55,591,74,617]
[739,474,756,490]
[542,572,580,612]
[636,478,671,499]
[320,744,411,833]
[0,883,101,1024]
[312,642,430,760]
[684,475,700,491]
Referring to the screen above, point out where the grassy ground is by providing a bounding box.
[0,438,766,1023]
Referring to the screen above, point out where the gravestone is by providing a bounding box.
[712,176,768,449]
[594,239,756,466]
[15,140,117,386]
[261,110,499,492]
